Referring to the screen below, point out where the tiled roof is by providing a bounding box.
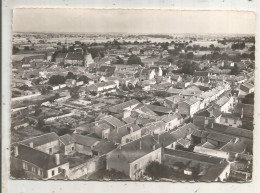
[194,71,210,76]
[108,99,140,113]
[15,144,68,170]
[200,162,230,181]
[19,132,59,147]
[71,134,100,147]
[59,134,74,146]
[92,140,117,154]
[164,148,222,164]
[214,96,230,107]
[65,52,84,60]
[158,132,177,147]
[146,104,172,114]
[209,123,253,139]
[118,134,160,163]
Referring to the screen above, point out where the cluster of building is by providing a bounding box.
[11,33,254,181]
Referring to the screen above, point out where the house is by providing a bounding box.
[47,52,54,62]
[193,106,222,128]
[220,113,242,127]
[213,96,233,113]
[161,113,183,131]
[17,132,60,155]
[171,75,182,82]
[92,140,117,156]
[138,68,156,80]
[55,53,67,64]
[65,52,84,66]
[206,123,253,151]
[178,97,200,117]
[163,148,226,178]
[11,144,69,179]
[108,123,142,145]
[200,162,231,182]
[143,121,167,135]
[87,81,117,93]
[108,99,141,114]
[146,104,172,116]
[150,66,163,77]
[59,134,76,155]
[194,71,211,77]
[239,82,254,98]
[98,65,116,77]
[106,134,162,180]
[69,134,100,156]
[164,95,185,111]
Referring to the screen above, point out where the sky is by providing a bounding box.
[13,9,256,34]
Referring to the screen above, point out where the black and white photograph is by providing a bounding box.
[9,8,255,182]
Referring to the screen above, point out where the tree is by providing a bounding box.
[66,72,76,80]
[186,52,194,59]
[36,119,45,129]
[78,75,89,84]
[229,63,240,75]
[114,56,124,64]
[24,46,30,51]
[12,46,20,54]
[57,127,71,136]
[144,161,174,180]
[127,55,144,66]
[49,75,66,85]
[181,61,195,75]
[242,93,254,104]
[10,168,27,179]
[70,86,80,99]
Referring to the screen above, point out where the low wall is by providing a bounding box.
[67,156,105,180]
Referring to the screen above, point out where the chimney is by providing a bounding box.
[14,145,19,157]
[241,107,244,119]
[211,123,214,128]
[55,154,60,165]
[139,141,142,150]
[29,142,33,148]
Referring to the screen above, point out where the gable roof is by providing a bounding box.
[118,134,160,163]
[108,99,140,113]
[56,53,67,59]
[65,52,84,60]
[200,162,230,181]
[99,65,116,76]
[59,134,74,146]
[208,123,253,139]
[19,132,59,147]
[92,140,117,155]
[15,144,68,170]
[146,104,172,114]
[194,106,222,118]
[71,134,100,147]
[158,132,177,147]
[194,71,210,76]
[214,96,231,107]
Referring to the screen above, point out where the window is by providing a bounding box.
[31,167,36,173]
[49,148,52,154]
[39,170,44,177]
[52,170,55,176]
[71,146,74,151]
[22,162,28,170]
[225,118,228,123]
[134,164,138,170]
[156,153,159,159]
[234,120,237,124]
